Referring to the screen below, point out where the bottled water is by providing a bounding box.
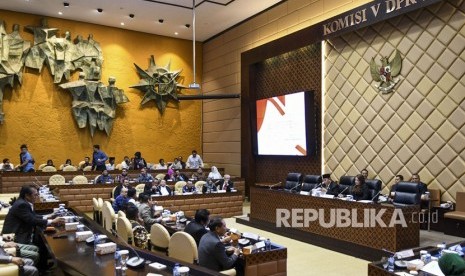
[387,256,394,272]
[265,239,271,251]
[173,263,180,276]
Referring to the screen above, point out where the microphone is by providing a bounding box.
[289,183,301,193]
[338,186,349,197]
[268,182,282,190]
[312,183,323,191]
[110,229,145,269]
[370,190,382,203]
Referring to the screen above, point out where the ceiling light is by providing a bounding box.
[120,22,125,26]
[174,32,179,35]
[63,2,69,7]
[185,24,190,28]
[129,14,134,18]
[97,8,103,13]
[158,19,164,23]
[188,0,200,89]
[58,11,63,15]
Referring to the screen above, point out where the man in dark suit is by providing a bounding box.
[198,217,240,272]
[322,173,342,196]
[184,209,210,246]
[216,174,234,192]
[2,185,64,244]
[155,180,172,196]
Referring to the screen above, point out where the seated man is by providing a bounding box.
[156,180,172,196]
[144,178,160,195]
[216,174,234,192]
[202,178,217,194]
[182,180,197,193]
[174,170,188,182]
[80,156,91,170]
[322,173,341,195]
[411,173,428,198]
[113,187,129,212]
[115,168,131,184]
[0,247,38,276]
[114,179,131,199]
[184,209,210,246]
[127,188,138,206]
[137,194,162,231]
[120,156,131,170]
[0,158,14,171]
[439,253,465,276]
[361,168,369,180]
[0,238,40,266]
[198,217,240,272]
[153,159,167,170]
[192,167,206,182]
[389,174,404,198]
[96,169,113,183]
[137,168,154,183]
[2,185,64,244]
[106,157,116,171]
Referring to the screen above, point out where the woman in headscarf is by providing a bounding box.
[439,253,465,276]
[207,166,222,180]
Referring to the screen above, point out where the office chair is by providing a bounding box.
[365,179,382,202]
[338,176,355,195]
[301,175,322,192]
[392,182,421,206]
[284,172,302,192]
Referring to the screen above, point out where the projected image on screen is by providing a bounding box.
[256,92,307,156]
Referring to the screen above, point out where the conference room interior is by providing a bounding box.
[0,0,464,275]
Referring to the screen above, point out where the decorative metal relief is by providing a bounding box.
[59,74,129,136]
[0,21,30,123]
[370,50,402,94]
[130,55,186,114]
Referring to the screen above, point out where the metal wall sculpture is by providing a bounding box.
[0,17,127,136]
[0,21,30,123]
[60,73,129,136]
[131,55,186,114]
[370,50,402,94]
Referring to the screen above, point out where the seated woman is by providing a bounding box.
[164,168,176,182]
[208,166,222,181]
[63,159,73,168]
[46,159,55,167]
[125,204,149,249]
[348,174,369,200]
[202,178,217,194]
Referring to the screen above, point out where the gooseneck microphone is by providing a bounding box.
[289,183,301,193]
[110,229,145,269]
[337,186,349,197]
[268,182,282,190]
[370,190,382,203]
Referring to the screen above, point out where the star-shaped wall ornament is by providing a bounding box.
[130,55,186,114]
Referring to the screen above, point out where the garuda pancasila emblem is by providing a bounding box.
[370,50,402,94]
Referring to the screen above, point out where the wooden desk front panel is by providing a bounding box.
[249,187,419,252]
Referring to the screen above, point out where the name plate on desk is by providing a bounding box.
[299,191,310,195]
[96,242,117,255]
[320,194,334,199]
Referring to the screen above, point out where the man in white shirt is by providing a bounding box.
[120,156,131,170]
[154,158,167,170]
[157,180,172,196]
[186,150,203,169]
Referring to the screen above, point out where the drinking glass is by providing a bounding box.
[119,250,129,270]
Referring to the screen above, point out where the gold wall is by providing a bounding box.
[323,1,465,201]
[0,10,202,166]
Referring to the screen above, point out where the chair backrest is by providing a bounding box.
[72,175,88,184]
[456,192,465,212]
[42,166,57,172]
[83,166,92,171]
[63,165,77,172]
[59,164,64,170]
[78,161,86,168]
[301,175,322,192]
[116,217,133,244]
[168,232,198,264]
[195,181,206,193]
[115,164,122,170]
[98,198,104,208]
[339,176,355,195]
[428,189,441,208]
[155,173,166,180]
[365,179,382,201]
[135,184,145,195]
[150,223,170,251]
[49,174,66,185]
[38,163,46,170]
[92,198,99,211]
[175,181,186,194]
[393,182,421,206]
[102,201,116,232]
[284,173,302,191]
[112,186,118,199]
[117,210,126,218]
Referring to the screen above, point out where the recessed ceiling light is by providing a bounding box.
[174,32,179,35]
[129,14,134,18]
[97,8,103,13]
[63,2,69,7]
[158,19,164,23]
[120,22,125,26]
[58,11,63,15]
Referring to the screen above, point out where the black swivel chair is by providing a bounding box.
[338,176,355,195]
[365,179,382,202]
[301,175,322,192]
[284,173,302,192]
[392,182,422,206]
